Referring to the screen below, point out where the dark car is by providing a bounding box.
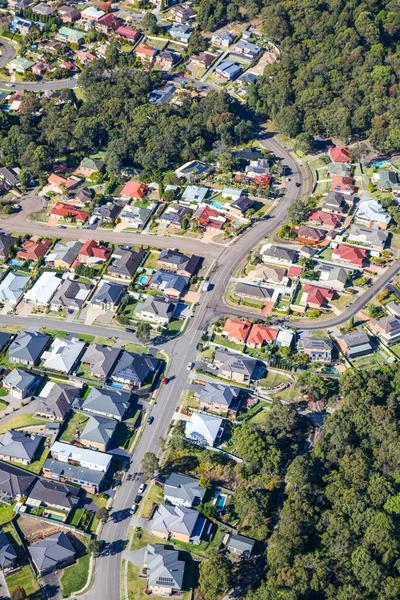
[147,416,154,425]
[134,494,142,504]
[125,327,135,333]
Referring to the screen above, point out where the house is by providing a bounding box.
[32,2,55,16]
[26,478,80,514]
[170,23,191,43]
[190,52,214,69]
[356,199,391,230]
[170,2,196,22]
[331,176,356,195]
[151,504,205,544]
[185,412,224,447]
[192,205,226,230]
[331,244,367,268]
[215,60,242,80]
[369,316,400,346]
[91,280,126,310]
[213,349,257,383]
[115,26,139,41]
[42,337,86,374]
[158,249,201,277]
[161,205,192,229]
[120,181,148,199]
[182,185,209,204]
[175,160,211,182]
[387,301,400,318]
[46,241,82,269]
[261,244,297,266]
[336,331,373,359]
[222,187,245,201]
[75,157,104,178]
[297,336,333,363]
[82,387,131,421]
[28,532,75,575]
[235,283,275,303]
[329,146,351,163]
[135,44,158,64]
[48,174,81,194]
[32,61,51,77]
[0,235,16,261]
[24,272,62,306]
[17,239,51,263]
[143,544,185,596]
[222,318,251,344]
[301,284,334,308]
[212,31,234,48]
[111,352,160,389]
[0,461,36,501]
[95,13,120,33]
[249,264,287,285]
[229,196,254,217]
[50,279,91,312]
[42,458,105,494]
[276,329,294,348]
[164,474,206,508]
[149,271,189,298]
[92,202,121,224]
[225,533,255,557]
[246,324,279,348]
[198,383,239,416]
[79,415,118,452]
[317,264,349,290]
[235,38,261,58]
[322,192,349,215]
[35,382,79,422]
[9,330,51,366]
[327,162,351,177]
[348,225,388,250]
[308,210,342,229]
[0,530,17,571]
[0,430,43,465]
[156,50,180,70]
[50,203,88,223]
[58,5,81,23]
[376,170,399,192]
[76,50,96,64]
[108,249,145,280]
[296,225,326,245]
[3,369,41,400]
[9,57,34,73]
[0,272,30,307]
[0,168,18,188]
[49,441,112,472]
[245,159,270,179]
[119,204,155,229]
[134,296,176,326]
[80,345,121,381]
[57,26,86,46]
[78,240,111,264]
[150,84,176,104]
[80,6,104,21]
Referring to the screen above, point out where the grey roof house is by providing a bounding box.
[3,368,41,400]
[336,331,373,359]
[28,532,76,575]
[0,530,17,571]
[108,249,145,280]
[82,387,131,421]
[80,415,118,451]
[297,336,333,363]
[42,337,86,374]
[158,249,201,277]
[198,382,239,415]
[35,382,80,421]
[80,344,121,380]
[0,461,36,501]
[9,330,51,366]
[213,349,258,383]
[143,544,185,596]
[225,533,255,557]
[50,279,91,311]
[0,235,16,260]
[26,478,80,512]
[91,280,126,309]
[0,167,19,187]
[151,504,206,544]
[149,271,189,298]
[111,352,160,389]
[42,458,105,494]
[134,296,176,326]
[164,473,206,508]
[0,430,43,465]
[92,202,121,223]
[45,240,82,268]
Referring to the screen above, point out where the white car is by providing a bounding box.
[5,83,14,88]
[130,504,138,515]
[187,362,194,371]
[138,483,146,494]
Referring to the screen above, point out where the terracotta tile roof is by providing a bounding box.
[303,284,334,307]
[332,244,367,266]
[120,181,148,198]
[50,202,88,222]
[247,324,278,345]
[17,239,51,262]
[309,210,341,228]
[79,240,111,260]
[329,146,351,163]
[222,318,251,343]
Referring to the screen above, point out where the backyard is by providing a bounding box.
[0,414,47,434]
[6,564,43,600]
[60,412,90,443]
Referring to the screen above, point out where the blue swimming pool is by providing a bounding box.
[8,259,24,266]
[211,201,223,209]
[139,275,149,285]
[110,382,125,389]
[215,494,227,510]
[374,160,390,168]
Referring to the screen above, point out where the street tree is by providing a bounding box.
[97,507,110,523]
[142,452,159,479]
[136,322,152,343]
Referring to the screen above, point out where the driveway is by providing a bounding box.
[41,571,62,600]
[122,547,146,567]
[0,568,10,600]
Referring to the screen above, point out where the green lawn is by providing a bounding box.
[6,564,42,600]
[60,412,90,443]
[68,507,84,527]
[121,298,139,319]
[143,251,160,270]
[166,319,182,333]
[2,521,25,559]
[258,371,290,389]
[0,502,15,526]
[351,352,387,369]
[60,553,90,597]
[24,446,49,474]
[389,343,400,358]
[0,387,8,396]
[140,482,164,518]
[40,328,68,338]
[122,342,148,354]
[0,414,47,434]
[213,335,245,352]
[126,563,167,600]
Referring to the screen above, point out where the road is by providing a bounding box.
[0,40,15,69]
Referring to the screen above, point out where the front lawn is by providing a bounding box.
[122,342,148,354]
[140,482,164,518]
[126,563,166,600]
[0,502,15,526]
[24,446,49,474]
[60,553,90,597]
[212,335,245,352]
[0,414,47,434]
[60,412,90,443]
[143,251,160,270]
[6,564,42,599]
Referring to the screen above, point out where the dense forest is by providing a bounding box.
[0,59,253,180]
[247,366,400,600]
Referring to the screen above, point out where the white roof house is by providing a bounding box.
[81,6,104,19]
[276,329,294,348]
[0,272,30,306]
[181,186,209,204]
[356,199,391,228]
[50,441,112,472]
[42,337,86,374]
[24,272,62,305]
[185,412,224,447]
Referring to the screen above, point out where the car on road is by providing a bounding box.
[134,494,142,504]
[285,177,291,182]
[125,327,135,333]
[147,415,154,425]
[162,377,169,384]
[138,483,146,494]
[5,83,14,88]
[57,225,66,229]
[207,363,218,371]
[187,362,194,370]
[296,182,301,187]
[129,504,138,514]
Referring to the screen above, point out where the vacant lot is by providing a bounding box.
[18,515,61,544]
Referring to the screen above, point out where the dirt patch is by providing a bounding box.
[18,515,62,544]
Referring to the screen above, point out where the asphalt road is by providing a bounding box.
[0,40,15,69]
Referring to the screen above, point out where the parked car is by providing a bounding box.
[134,494,142,504]
[162,377,169,384]
[129,504,138,514]
[187,362,194,370]
[147,416,154,425]
[138,483,146,494]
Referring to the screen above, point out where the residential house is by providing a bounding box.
[356,199,391,230]
[246,324,279,348]
[213,349,258,383]
[0,530,17,571]
[150,84,176,104]
[225,533,255,557]
[32,3,55,16]
[120,181,148,199]
[175,160,211,182]
[80,344,121,381]
[49,441,112,472]
[308,210,342,229]
[28,532,75,575]
[82,387,131,421]
[301,284,334,308]
[170,2,196,22]
[198,383,239,417]
[76,50,96,64]
[212,31,234,48]
[115,26,139,41]
[134,296,176,326]
[9,57,34,73]
[296,225,326,245]
[369,316,400,346]
[35,382,79,421]
[91,280,126,310]
[276,329,294,348]
[297,336,333,363]
[185,412,224,447]
[58,5,81,22]
[170,23,191,43]
[0,235,16,261]
[17,239,51,263]
[50,203,88,223]
[331,244,367,268]
[348,225,388,250]
[329,146,351,163]
[24,272,62,306]
[158,249,201,277]
[331,176,356,195]
[192,205,226,230]
[3,369,41,400]
[75,157,104,178]
[149,271,189,298]
[327,162,351,177]
[135,44,158,64]
[0,461,36,501]
[80,6,104,21]
[47,174,80,194]
[0,272,30,307]
[142,545,185,597]
[108,249,145,280]
[151,504,205,544]
[9,330,51,366]
[42,458,105,494]
[161,205,192,229]
[92,202,121,224]
[376,170,399,192]
[229,196,254,217]
[0,430,43,465]
[322,191,349,214]
[235,283,275,303]
[317,264,349,290]
[78,240,111,264]
[50,279,91,312]
[248,264,287,285]
[111,352,160,390]
[42,337,86,374]
[79,415,118,452]
[336,331,373,359]
[234,39,260,58]
[190,52,214,69]
[26,478,80,514]
[222,318,251,344]
[46,241,82,269]
[387,301,400,318]
[95,13,120,33]
[182,185,209,204]
[32,61,51,77]
[164,474,206,507]
[215,60,242,80]
[0,168,18,188]
[245,159,270,179]
[261,244,297,266]
[119,204,155,229]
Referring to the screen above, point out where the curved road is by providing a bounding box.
[0,40,16,69]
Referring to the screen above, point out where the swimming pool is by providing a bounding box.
[374,160,390,168]
[110,382,125,389]
[215,493,227,510]
[211,201,223,209]
[8,259,24,266]
[139,275,149,285]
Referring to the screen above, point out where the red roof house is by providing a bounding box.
[116,26,139,40]
[288,265,303,278]
[222,318,251,344]
[309,210,342,229]
[50,203,88,222]
[331,244,367,267]
[296,225,326,245]
[331,175,356,195]
[247,324,278,348]
[95,13,120,32]
[135,44,158,63]
[17,239,51,262]
[120,181,148,199]
[302,284,334,308]
[193,206,226,230]
[48,173,80,193]
[329,146,351,163]
[78,240,111,264]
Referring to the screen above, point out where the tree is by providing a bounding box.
[297,372,338,401]
[97,507,110,523]
[136,322,151,343]
[87,539,101,556]
[142,12,158,34]
[142,452,159,479]
[18,169,30,191]
[294,133,313,154]
[288,201,309,224]
[199,551,233,600]
[11,588,26,600]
